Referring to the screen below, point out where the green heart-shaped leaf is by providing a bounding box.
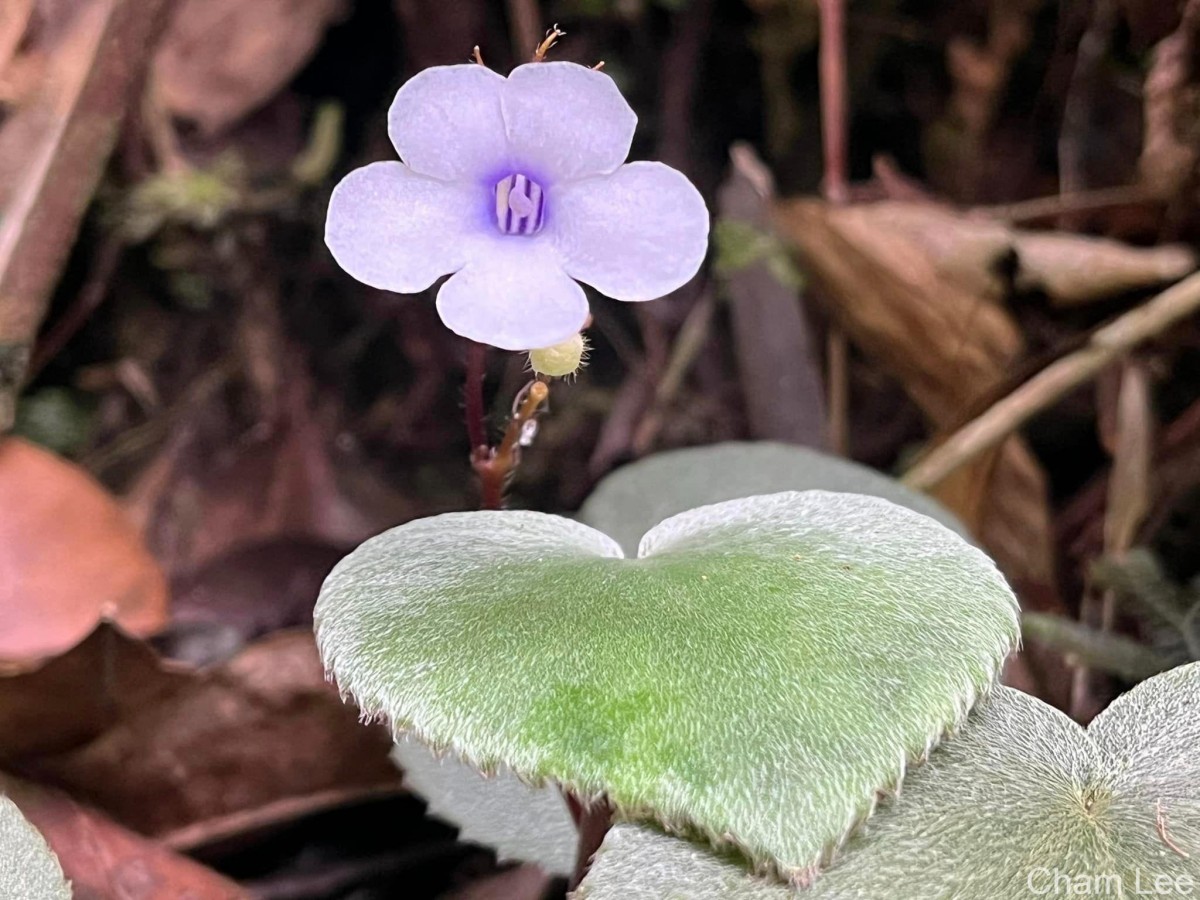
[579,442,967,555]
[0,797,70,900]
[317,491,1017,875]
[394,444,968,874]
[577,663,1200,898]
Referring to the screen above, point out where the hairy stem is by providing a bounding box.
[469,375,549,510]
[565,792,613,891]
[464,341,488,454]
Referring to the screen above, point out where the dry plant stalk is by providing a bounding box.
[1072,362,1154,720]
[0,0,172,430]
[904,271,1200,492]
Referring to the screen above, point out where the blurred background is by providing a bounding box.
[2,0,1200,896]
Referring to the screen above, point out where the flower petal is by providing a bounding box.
[502,62,636,183]
[388,64,508,181]
[552,161,710,301]
[436,239,588,350]
[326,161,482,293]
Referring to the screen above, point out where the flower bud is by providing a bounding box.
[528,333,587,378]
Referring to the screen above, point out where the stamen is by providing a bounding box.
[533,25,565,62]
[493,174,545,235]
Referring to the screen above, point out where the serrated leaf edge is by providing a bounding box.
[319,637,1012,884]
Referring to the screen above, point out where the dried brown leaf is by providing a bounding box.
[1013,234,1196,306]
[153,0,347,135]
[772,198,1057,590]
[122,372,413,574]
[1139,1,1200,198]
[0,437,167,665]
[833,201,1198,307]
[0,624,401,836]
[2,774,248,899]
[773,199,1022,420]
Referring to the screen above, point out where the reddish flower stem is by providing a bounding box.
[464,345,549,509]
[565,792,614,890]
[464,341,488,454]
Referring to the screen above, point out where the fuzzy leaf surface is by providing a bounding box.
[396,443,969,873]
[579,442,966,555]
[577,664,1200,897]
[392,736,577,876]
[316,491,1017,874]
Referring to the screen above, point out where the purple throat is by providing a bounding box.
[494,173,546,235]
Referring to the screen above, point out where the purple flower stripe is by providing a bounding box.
[495,174,546,235]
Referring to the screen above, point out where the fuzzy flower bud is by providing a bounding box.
[529,333,587,377]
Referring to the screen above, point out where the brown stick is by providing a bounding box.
[904,270,1200,490]
[816,0,852,453]
[816,0,850,205]
[505,0,542,62]
[27,236,124,380]
[1058,0,1118,207]
[974,184,1159,224]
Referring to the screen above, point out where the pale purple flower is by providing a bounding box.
[325,61,710,351]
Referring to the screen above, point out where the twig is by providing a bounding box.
[1022,612,1174,682]
[816,0,850,205]
[1071,361,1153,720]
[27,235,124,380]
[1058,0,1118,206]
[505,0,542,62]
[816,0,852,454]
[143,73,189,176]
[656,0,714,172]
[0,0,173,431]
[904,270,1200,490]
[974,183,1159,224]
[633,292,715,454]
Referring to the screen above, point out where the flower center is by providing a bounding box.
[494,174,545,235]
